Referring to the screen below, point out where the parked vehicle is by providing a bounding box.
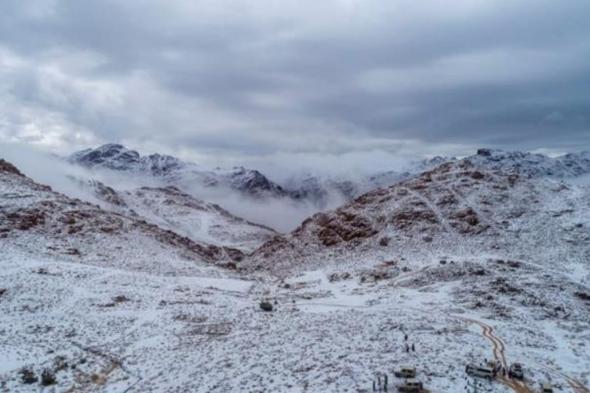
[394,367,417,379]
[509,363,524,380]
[540,382,553,393]
[397,379,423,392]
[465,364,496,380]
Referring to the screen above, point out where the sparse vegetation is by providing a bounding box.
[112,295,130,303]
[40,369,56,386]
[18,367,37,384]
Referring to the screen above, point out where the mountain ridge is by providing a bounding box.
[67,144,590,210]
[68,144,288,199]
[77,179,277,252]
[0,158,245,272]
[245,158,590,275]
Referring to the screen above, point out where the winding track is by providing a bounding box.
[464,319,589,393]
[457,317,534,393]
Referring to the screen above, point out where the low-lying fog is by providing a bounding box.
[1,143,407,232]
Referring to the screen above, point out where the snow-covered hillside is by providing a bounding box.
[280,149,590,206]
[82,180,277,252]
[248,159,590,277]
[0,159,243,272]
[282,156,455,207]
[1,157,589,393]
[468,149,590,178]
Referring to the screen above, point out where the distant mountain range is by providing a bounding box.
[69,144,289,198]
[68,144,590,208]
[8,144,589,275]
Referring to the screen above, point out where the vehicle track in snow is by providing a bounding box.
[460,317,507,369]
[457,317,535,393]
[540,365,590,393]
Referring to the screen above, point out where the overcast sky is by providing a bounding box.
[1,0,589,171]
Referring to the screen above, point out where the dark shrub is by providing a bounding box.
[19,367,37,384]
[112,295,130,303]
[40,369,56,386]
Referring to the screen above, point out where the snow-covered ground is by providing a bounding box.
[1,156,589,393]
[1,242,589,392]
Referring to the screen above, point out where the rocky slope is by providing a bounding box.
[282,149,590,206]
[0,159,243,273]
[247,159,590,276]
[81,179,276,252]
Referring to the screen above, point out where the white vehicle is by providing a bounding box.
[465,364,496,379]
[540,382,553,393]
[394,367,417,378]
[397,378,423,392]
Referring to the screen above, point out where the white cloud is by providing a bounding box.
[0,0,588,163]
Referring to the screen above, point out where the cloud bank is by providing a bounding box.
[0,0,589,166]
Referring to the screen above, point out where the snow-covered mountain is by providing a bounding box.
[468,148,590,178]
[282,149,590,206]
[0,159,244,272]
[70,143,185,174]
[69,144,288,198]
[248,159,590,275]
[79,179,276,252]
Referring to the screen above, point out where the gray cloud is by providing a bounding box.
[0,0,589,166]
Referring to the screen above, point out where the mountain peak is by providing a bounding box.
[69,143,140,170]
[68,144,288,198]
[0,159,23,177]
[476,148,503,157]
[69,144,185,175]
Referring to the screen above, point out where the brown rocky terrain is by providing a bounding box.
[0,159,243,271]
[245,159,590,274]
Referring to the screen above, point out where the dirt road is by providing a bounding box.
[458,317,535,393]
[461,316,589,393]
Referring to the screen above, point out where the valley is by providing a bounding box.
[1,149,589,393]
